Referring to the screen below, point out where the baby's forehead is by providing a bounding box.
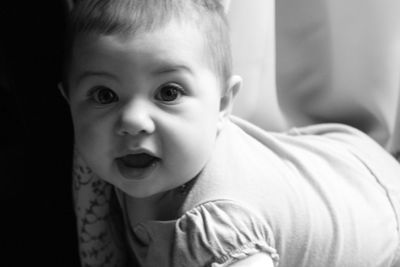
[74,18,203,48]
[75,23,203,56]
[77,21,212,62]
[69,25,219,78]
[67,15,226,85]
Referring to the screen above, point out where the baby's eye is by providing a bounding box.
[155,83,184,103]
[87,86,118,105]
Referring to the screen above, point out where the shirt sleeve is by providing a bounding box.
[172,200,280,267]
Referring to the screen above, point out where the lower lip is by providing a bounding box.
[116,159,159,180]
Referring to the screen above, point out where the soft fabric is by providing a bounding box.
[116,116,400,266]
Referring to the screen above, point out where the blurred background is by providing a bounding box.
[229,0,400,154]
[228,0,286,131]
[1,0,399,266]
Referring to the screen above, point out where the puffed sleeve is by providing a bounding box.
[172,200,280,267]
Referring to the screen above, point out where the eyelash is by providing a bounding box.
[86,86,118,105]
[155,83,186,103]
[84,82,186,105]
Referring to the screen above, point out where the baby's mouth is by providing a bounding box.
[116,153,160,180]
[119,153,160,168]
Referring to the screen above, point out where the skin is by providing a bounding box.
[66,18,271,266]
[68,21,236,199]
[230,253,274,267]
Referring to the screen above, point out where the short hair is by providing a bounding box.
[64,0,232,89]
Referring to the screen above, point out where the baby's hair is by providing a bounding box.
[64,0,232,90]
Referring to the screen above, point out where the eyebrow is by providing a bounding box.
[151,64,193,75]
[73,64,193,87]
[75,71,118,86]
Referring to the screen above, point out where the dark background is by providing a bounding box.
[1,1,80,266]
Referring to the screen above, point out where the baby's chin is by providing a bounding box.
[119,186,166,199]
[114,177,185,199]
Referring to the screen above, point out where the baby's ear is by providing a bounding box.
[58,82,69,103]
[218,75,242,126]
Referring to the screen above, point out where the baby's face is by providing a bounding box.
[67,21,224,197]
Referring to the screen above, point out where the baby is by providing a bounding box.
[62,0,400,266]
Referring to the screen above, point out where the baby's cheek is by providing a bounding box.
[74,120,92,144]
[74,113,107,145]
[179,135,215,178]
[74,122,103,162]
[74,126,112,183]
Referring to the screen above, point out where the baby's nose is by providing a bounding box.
[116,100,155,136]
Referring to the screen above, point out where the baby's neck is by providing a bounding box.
[125,188,187,226]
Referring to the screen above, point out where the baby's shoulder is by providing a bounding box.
[174,200,279,266]
[131,199,279,266]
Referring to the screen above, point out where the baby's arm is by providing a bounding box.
[229,253,274,267]
[72,151,128,267]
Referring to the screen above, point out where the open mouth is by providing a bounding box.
[116,153,160,180]
[119,153,160,168]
